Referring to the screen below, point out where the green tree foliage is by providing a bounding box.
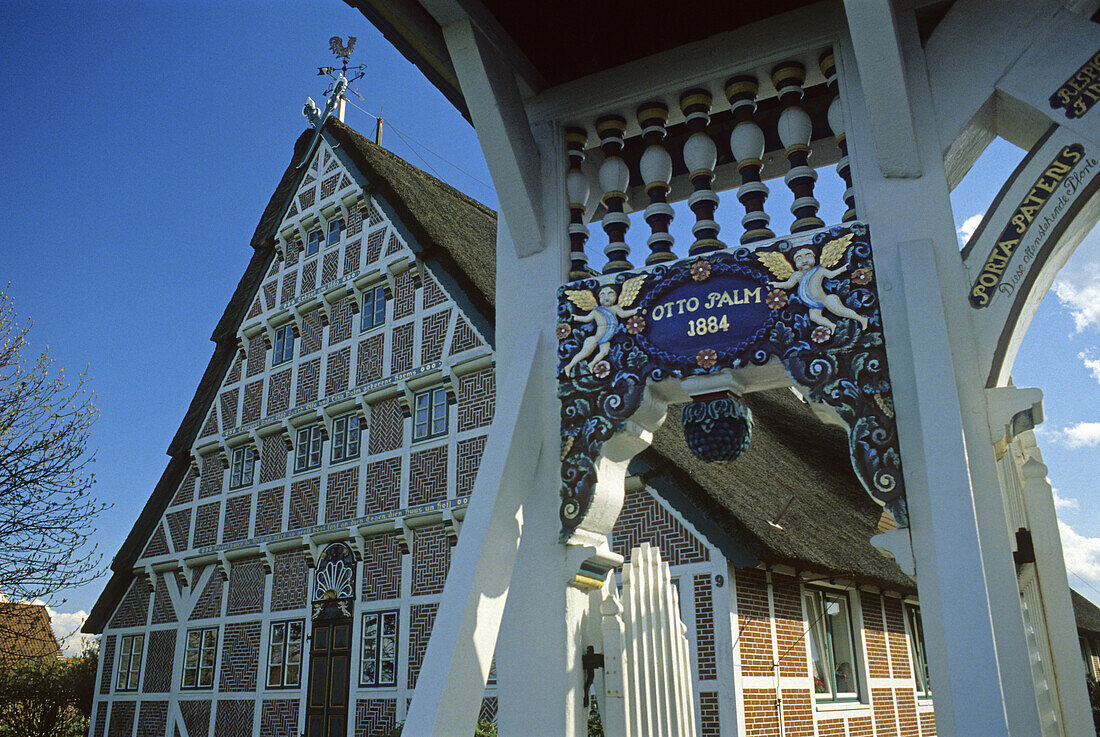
[0,292,106,656]
[0,641,97,737]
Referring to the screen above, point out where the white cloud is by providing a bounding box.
[957,213,984,245]
[1061,421,1100,448]
[1052,231,1100,332]
[1052,488,1079,510]
[1059,521,1100,600]
[1080,349,1100,384]
[32,601,93,657]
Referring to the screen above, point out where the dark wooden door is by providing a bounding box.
[305,614,352,737]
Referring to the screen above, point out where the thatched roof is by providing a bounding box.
[1073,589,1100,636]
[0,603,61,665]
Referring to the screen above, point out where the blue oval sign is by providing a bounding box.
[642,273,771,358]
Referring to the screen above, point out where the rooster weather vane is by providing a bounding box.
[318,36,366,95]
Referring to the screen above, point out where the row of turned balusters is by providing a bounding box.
[567,53,856,279]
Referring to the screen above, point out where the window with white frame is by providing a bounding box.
[360,285,387,331]
[905,604,931,698]
[273,324,295,366]
[116,634,144,691]
[413,386,448,441]
[360,610,398,687]
[804,588,861,702]
[267,619,304,688]
[331,414,361,463]
[305,229,322,256]
[181,627,217,689]
[229,446,255,489]
[295,426,323,472]
[328,219,344,248]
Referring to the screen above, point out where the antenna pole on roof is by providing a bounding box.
[317,36,367,125]
[375,105,384,146]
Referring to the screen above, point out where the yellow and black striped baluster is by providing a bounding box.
[773,62,824,233]
[636,102,675,264]
[680,89,724,255]
[596,115,633,273]
[725,75,775,245]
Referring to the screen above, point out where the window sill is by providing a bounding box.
[813,699,868,713]
[329,455,361,468]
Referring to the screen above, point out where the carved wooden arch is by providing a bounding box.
[556,224,906,546]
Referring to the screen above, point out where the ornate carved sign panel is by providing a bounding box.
[557,223,906,541]
[1049,47,1100,120]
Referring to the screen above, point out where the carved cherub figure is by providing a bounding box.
[562,275,646,375]
[758,234,868,331]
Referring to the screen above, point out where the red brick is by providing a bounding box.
[412,525,451,595]
[457,368,495,432]
[409,446,447,506]
[364,458,401,514]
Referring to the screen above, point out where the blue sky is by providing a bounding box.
[1,2,1097,650]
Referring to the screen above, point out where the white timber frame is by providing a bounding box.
[397,2,1100,736]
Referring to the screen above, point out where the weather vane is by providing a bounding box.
[318,36,367,96]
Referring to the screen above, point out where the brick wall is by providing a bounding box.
[226,559,265,615]
[214,699,255,737]
[259,434,288,485]
[355,699,397,737]
[280,270,298,306]
[780,689,813,737]
[919,712,936,735]
[99,635,115,694]
[142,629,175,693]
[193,501,220,548]
[108,700,135,737]
[356,334,384,384]
[302,259,318,293]
[325,467,359,522]
[271,551,310,612]
[220,388,239,429]
[141,526,168,558]
[198,453,222,499]
[897,688,919,737]
[171,474,196,507]
[344,238,361,275]
[296,358,320,406]
[611,485,707,566]
[456,435,486,496]
[422,273,447,309]
[694,574,717,680]
[361,533,402,601]
[884,597,912,678]
[457,368,495,432]
[450,316,481,354]
[363,458,401,515]
[699,691,720,736]
[190,569,224,620]
[255,487,285,536]
[263,280,278,311]
[408,603,438,688]
[301,311,323,356]
[329,299,354,345]
[180,700,211,737]
[167,508,191,553]
[92,703,107,737]
[412,525,451,595]
[772,573,808,678]
[223,494,252,544]
[743,689,778,735]
[260,699,300,737]
[734,569,773,676]
[137,702,170,737]
[321,173,340,199]
[200,405,219,438]
[325,346,351,396]
[391,322,414,373]
[393,271,416,320]
[409,446,447,506]
[849,715,874,736]
[110,579,151,629]
[364,228,385,263]
[289,477,320,529]
[819,718,845,736]
[862,593,890,679]
[220,621,262,691]
[368,399,404,454]
[150,576,176,625]
[872,688,899,737]
[421,309,451,363]
[386,231,403,256]
[246,338,266,379]
[322,251,339,284]
[242,380,263,423]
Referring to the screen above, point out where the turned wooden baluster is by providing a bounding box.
[773,62,825,233]
[725,75,775,244]
[680,89,724,255]
[819,52,857,222]
[596,115,633,273]
[636,102,675,264]
[566,127,594,280]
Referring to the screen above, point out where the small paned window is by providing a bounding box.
[295,426,324,473]
[804,588,861,702]
[360,610,399,687]
[331,414,362,463]
[229,446,255,490]
[327,219,344,248]
[906,604,932,698]
[361,285,387,331]
[267,619,304,688]
[116,634,144,691]
[413,387,448,442]
[305,229,322,256]
[273,324,295,366]
[182,627,218,689]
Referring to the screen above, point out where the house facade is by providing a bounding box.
[84,116,941,737]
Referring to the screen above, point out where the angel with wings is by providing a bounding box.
[562,275,646,376]
[758,233,868,331]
